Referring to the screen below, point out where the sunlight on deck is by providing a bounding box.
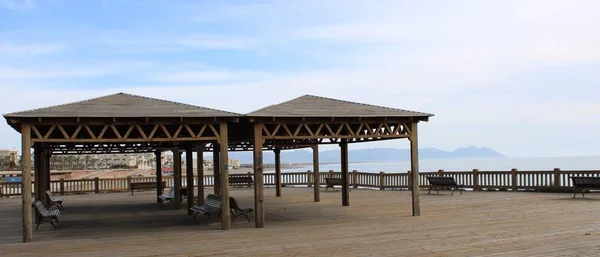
[1,187,600,256]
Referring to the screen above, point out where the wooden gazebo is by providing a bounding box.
[3,93,241,242]
[242,95,433,227]
[4,93,433,243]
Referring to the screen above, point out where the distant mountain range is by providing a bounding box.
[209,146,506,164]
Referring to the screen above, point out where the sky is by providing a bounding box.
[0,0,599,158]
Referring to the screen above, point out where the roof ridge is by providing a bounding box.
[118,92,243,116]
[3,93,121,117]
[246,95,306,115]
[293,94,434,116]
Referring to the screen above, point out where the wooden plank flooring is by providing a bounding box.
[1,188,600,256]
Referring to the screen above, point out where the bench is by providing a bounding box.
[229,175,253,188]
[190,194,222,220]
[426,176,464,195]
[131,181,166,195]
[325,178,350,191]
[32,200,60,230]
[229,196,254,223]
[571,177,600,198]
[46,190,64,209]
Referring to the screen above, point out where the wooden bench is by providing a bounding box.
[229,175,253,188]
[130,181,166,195]
[571,177,600,198]
[46,190,64,209]
[32,200,60,230]
[426,176,464,195]
[190,194,222,220]
[325,178,350,191]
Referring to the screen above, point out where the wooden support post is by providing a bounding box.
[186,147,194,215]
[59,179,65,195]
[196,148,204,206]
[33,144,41,225]
[473,169,480,191]
[352,170,359,189]
[407,170,412,190]
[253,123,265,228]
[126,176,132,191]
[340,139,350,206]
[94,177,99,194]
[553,168,561,190]
[21,123,33,243]
[379,172,385,191]
[409,122,420,216]
[511,168,518,191]
[44,150,50,203]
[173,148,182,210]
[213,144,220,195]
[219,123,231,230]
[274,148,282,197]
[312,144,320,202]
[155,150,162,203]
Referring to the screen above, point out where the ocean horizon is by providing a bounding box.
[281,155,600,173]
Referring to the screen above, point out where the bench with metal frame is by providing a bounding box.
[32,200,60,230]
[426,176,464,196]
[571,177,600,198]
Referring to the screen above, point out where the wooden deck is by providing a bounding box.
[1,188,600,256]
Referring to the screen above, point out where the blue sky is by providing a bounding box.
[0,0,599,157]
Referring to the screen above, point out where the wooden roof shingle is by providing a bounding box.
[247,95,434,119]
[3,93,241,118]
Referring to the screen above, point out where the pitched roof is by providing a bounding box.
[247,95,434,118]
[3,93,241,118]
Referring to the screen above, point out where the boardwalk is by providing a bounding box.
[1,188,600,256]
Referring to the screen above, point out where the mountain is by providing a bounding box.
[209,146,506,164]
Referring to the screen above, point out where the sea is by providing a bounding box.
[281,155,600,173]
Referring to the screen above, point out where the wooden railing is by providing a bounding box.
[3,169,600,197]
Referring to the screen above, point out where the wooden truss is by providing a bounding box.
[259,121,411,143]
[29,123,221,143]
[47,143,162,155]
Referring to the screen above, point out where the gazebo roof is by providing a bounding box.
[246,95,433,120]
[3,93,241,119]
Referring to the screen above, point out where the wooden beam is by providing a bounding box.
[274,148,282,197]
[173,148,182,210]
[212,144,220,195]
[340,139,350,206]
[155,150,162,203]
[43,149,50,207]
[196,148,204,206]
[219,123,231,230]
[253,123,265,228]
[21,123,33,243]
[33,144,42,225]
[409,122,420,216]
[312,144,320,202]
[186,147,195,215]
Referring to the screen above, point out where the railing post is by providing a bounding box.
[352,170,359,189]
[472,169,479,191]
[59,178,65,195]
[247,172,253,188]
[94,177,100,194]
[127,176,132,191]
[438,169,444,176]
[307,170,312,187]
[379,172,385,190]
[554,168,561,190]
[511,168,518,191]
[407,170,412,190]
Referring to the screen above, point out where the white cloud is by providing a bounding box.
[0,42,64,55]
[0,0,36,10]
